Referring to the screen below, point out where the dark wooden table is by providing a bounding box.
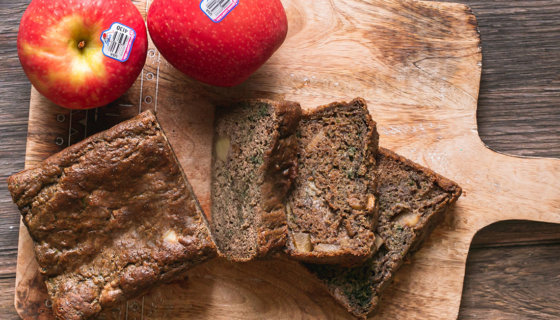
[1,0,559,319]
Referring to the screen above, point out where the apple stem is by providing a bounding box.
[78,41,86,49]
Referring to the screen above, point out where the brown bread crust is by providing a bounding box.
[8,111,216,320]
[257,101,302,256]
[211,100,302,262]
[304,147,461,318]
[285,98,380,266]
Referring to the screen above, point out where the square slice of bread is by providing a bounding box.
[8,110,216,320]
[303,147,462,318]
[211,100,302,261]
[285,98,380,266]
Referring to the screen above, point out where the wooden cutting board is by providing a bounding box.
[14,0,560,319]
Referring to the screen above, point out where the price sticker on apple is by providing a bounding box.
[100,22,137,62]
[200,0,239,23]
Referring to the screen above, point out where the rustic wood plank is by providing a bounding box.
[13,0,490,318]
[0,278,20,320]
[460,221,560,319]
[470,220,560,248]
[0,1,32,319]
[443,0,560,158]
[459,241,560,320]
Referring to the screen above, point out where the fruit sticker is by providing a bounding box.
[100,22,137,62]
[200,0,239,23]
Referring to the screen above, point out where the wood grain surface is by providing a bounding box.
[0,0,559,319]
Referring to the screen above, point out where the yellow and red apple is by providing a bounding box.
[147,0,288,87]
[18,0,148,109]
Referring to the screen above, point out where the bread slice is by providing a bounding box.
[7,111,217,320]
[303,147,462,318]
[284,98,379,266]
[211,100,302,262]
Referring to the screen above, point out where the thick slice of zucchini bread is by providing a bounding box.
[211,100,302,262]
[285,98,380,266]
[7,110,217,320]
[304,147,462,318]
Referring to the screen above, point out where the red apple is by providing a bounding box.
[18,0,148,109]
[147,0,288,87]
